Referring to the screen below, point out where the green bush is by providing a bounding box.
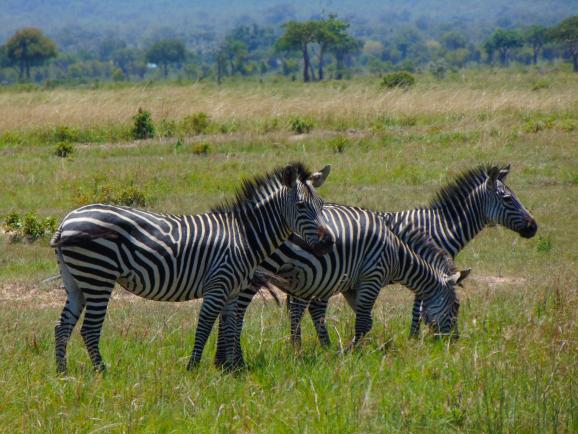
[75,181,148,207]
[181,112,210,135]
[536,236,552,253]
[289,116,314,134]
[54,142,74,158]
[3,212,57,243]
[192,142,210,155]
[132,108,155,140]
[381,71,416,89]
[51,125,79,143]
[158,119,177,137]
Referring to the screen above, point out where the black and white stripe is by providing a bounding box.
[289,164,538,345]
[51,163,333,373]
[219,205,469,367]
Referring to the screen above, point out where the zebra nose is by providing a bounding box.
[520,217,537,238]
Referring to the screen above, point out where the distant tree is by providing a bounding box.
[393,27,421,60]
[4,28,57,80]
[440,31,468,51]
[112,48,143,77]
[98,36,127,61]
[523,25,548,65]
[484,29,522,66]
[330,33,362,80]
[548,15,578,72]
[276,21,318,82]
[146,39,186,77]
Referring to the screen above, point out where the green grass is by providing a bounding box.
[0,72,577,432]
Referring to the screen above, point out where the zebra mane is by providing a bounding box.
[428,164,500,210]
[210,162,312,213]
[393,222,457,276]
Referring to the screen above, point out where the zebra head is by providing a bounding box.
[422,268,470,338]
[281,164,334,256]
[483,164,538,239]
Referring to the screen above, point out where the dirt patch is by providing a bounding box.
[471,275,527,287]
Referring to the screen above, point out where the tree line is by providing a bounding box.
[1,14,577,85]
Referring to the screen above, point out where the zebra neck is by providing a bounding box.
[393,242,446,299]
[234,196,290,268]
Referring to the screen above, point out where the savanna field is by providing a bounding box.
[0,71,576,432]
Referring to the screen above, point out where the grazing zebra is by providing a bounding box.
[286,163,538,346]
[216,204,471,367]
[50,163,334,373]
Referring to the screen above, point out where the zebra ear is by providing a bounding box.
[448,268,471,287]
[282,164,298,188]
[308,165,331,188]
[498,164,511,182]
[486,166,500,191]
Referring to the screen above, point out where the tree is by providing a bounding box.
[484,29,522,66]
[440,31,468,51]
[4,28,57,80]
[276,21,318,82]
[146,39,186,77]
[523,25,548,65]
[548,15,578,72]
[330,33,362,80]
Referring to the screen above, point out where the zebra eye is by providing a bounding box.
[296,201,305,209]
[503,194,513,202]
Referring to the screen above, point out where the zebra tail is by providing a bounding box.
[250,269,289,306]
[50,227,119,248]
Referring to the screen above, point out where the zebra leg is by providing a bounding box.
[187,289,228,370]
[79,284,115,372]
[55,286,85,374]
[308,299,331,348]
[214,295,240,370]
[409,296,423,338]
[343,291,357,311]
[289,298,308,350]
[347,283,381,351]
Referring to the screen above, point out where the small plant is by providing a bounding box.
[158,119,177,138]
[54,142,74,158]
[192,142,210,155]
[530,79,550,91]
[289,116,314,134]
[329,136,350,154]
[174,137,184,151]
[132,108,155,140]
[181,112,210,135]
[75,180,148,207]
[380,71,416,89]
[3,212,57,243]
[536,236,552,253]
[52,125,79,143]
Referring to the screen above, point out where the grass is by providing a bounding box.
[0,71,577,432]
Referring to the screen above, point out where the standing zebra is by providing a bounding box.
[217,204,471,368]
[285,164,538,346]
[50,163,334,373]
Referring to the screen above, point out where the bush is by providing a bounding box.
[132,108,155,140]
[192,142,210,155]
[3,212,57,243]
[51,125,79,143]
[75,180,148,207]
[181,112,210,135]
[381,71,416,89]
[536,236,552,253]
[289,116,314,134]
[54,142,74,158]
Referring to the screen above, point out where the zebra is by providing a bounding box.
[50,162,334,373]
[285,163,538,347]
[216,205,471,368]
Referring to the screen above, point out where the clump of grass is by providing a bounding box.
[3,211,57,243]
[158,119,177,138]
[536,236,552,253]
[132,108,155,140]
[192,142,210,155]
[522,118,552,133]
[530,79,550,91]
[180,112,210,135]
[75,180,148,207]
[54,142,74,158]
[380,71,415,89]
[289,116,314,134]
[329,136,350,153]
[51,125,80,143]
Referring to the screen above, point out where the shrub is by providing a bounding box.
[158,119,177,138]
[75,180,148,207]
[51,125,79,143]
[54,142,74,158]
[536,236,552,253]
[289,116,314,134]
[530,79,550,91]
[192,142,210,155]
[3,212,57,243]
[132,108,155,140]
[181,112,210,135]
[381,71,416,89]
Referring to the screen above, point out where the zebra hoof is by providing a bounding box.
[187,358,200,371]
[56,362,67,375]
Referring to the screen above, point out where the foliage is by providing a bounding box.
[180,112,210,135]
[3,211,56,243]
[547,15,578,71]
[381,71,416,89]
[329,136,350,153]
[192,142,210,155]
[536,235,553,253]
[54,142,74,158]
[484,29,523,66]
[288,116,314,134]
[4,28,57,79]
[74,180,147,207]
[132,108,155,140]
[146,39,186,77]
